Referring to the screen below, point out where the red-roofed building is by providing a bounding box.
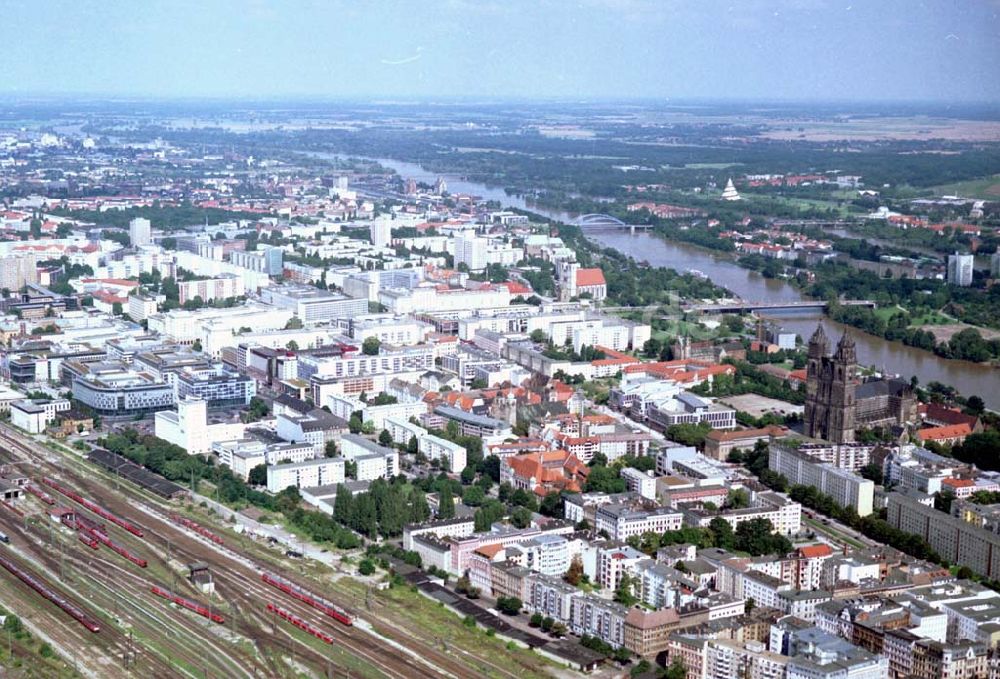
[487,439,550,460]
[942,478,977,499]
[500,450,589,496]
[920,403,982,432]
[502,281,532,296]
[916,423,973,447]
[575,268,607,302]
[791,543,836,590]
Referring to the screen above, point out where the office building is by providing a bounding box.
[175,367,256,409]
[154,397,247,456]
[261,285,368,325]
[71,362,174,416]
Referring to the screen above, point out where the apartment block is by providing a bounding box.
[769,443,874,516]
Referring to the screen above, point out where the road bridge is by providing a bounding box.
[574,213,652,234]
[683,300,876,314]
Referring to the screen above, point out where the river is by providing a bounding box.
[335,154,999,408]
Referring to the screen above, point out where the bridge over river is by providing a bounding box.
[683,300,876,314]
[574,213,652,233]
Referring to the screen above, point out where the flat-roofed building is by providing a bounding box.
[261,285,368,325]
[267,458,345,493]
[769,442,874,516]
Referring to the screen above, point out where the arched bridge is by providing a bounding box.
[574,214,651,232]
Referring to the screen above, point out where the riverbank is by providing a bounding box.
[303,151,1000,409]
[589,231,1000,408]
[631,226,1000,365]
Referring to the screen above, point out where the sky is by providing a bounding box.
[1,0,998,103]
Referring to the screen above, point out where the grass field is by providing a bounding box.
[930,174,1000,200]
[804,517,865,550]
[872,305,950,326]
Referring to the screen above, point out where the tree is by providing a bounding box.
[564,554,584,586]
[529,329,547,343]
[348,413,363,434]
[358,559,376,576]
[437,486,455,519]
[474,500,505,532]
[285,317,303,330]
[325,441,339,458]
[540,491,564,518]
[733,518,792,556]
[286,340,299,351]
[243,396,269,423]
[709,517,735,550]
[725,488,750,509]
[664,657,687,679]
[333,484,353,525]
[614,573,637,606]
[642,337,662,358]
[248,464,267,486]
[462,485,486,507]
[510,506,532,528]
[112,301,123,316]
[362,337,381,356]
[666,422,712,447]
[860,462,884,486]
[630,659,652,677]
[160,276,179,301]
[407,435,419,454]
[966,395,986,415]
[496,596,522,615]
[378,429,394,447]
[529,612,543,628]
[585,465,626,493]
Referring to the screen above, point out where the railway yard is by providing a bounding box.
[0,424,561,679]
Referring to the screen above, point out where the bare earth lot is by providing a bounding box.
[720,394,804,419]
[919,323,1000,344]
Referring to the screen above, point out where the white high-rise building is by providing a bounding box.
[455,231,488,272]
[370,220,392,248]
[947,251,974,287]
[129,217,152,247]
[990,248,1000,279]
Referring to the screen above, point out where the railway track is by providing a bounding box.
[0,425,494,678]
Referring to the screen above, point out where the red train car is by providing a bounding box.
[41,477,144,538]
[89,529,147,568]
[171,515,224,545]
[266,603,334,644]
[260,572,354,626]
[25,484,55,505]
[0,554,100,632]
[78,534,100,550]
[150,585,224,624]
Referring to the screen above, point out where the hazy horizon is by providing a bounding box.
[2,0,999,104]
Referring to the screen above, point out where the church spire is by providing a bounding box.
[834,330,857,365]
[808,323,828,358]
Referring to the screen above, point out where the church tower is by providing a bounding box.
[827,332,858,444]
[804,324,828,439]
